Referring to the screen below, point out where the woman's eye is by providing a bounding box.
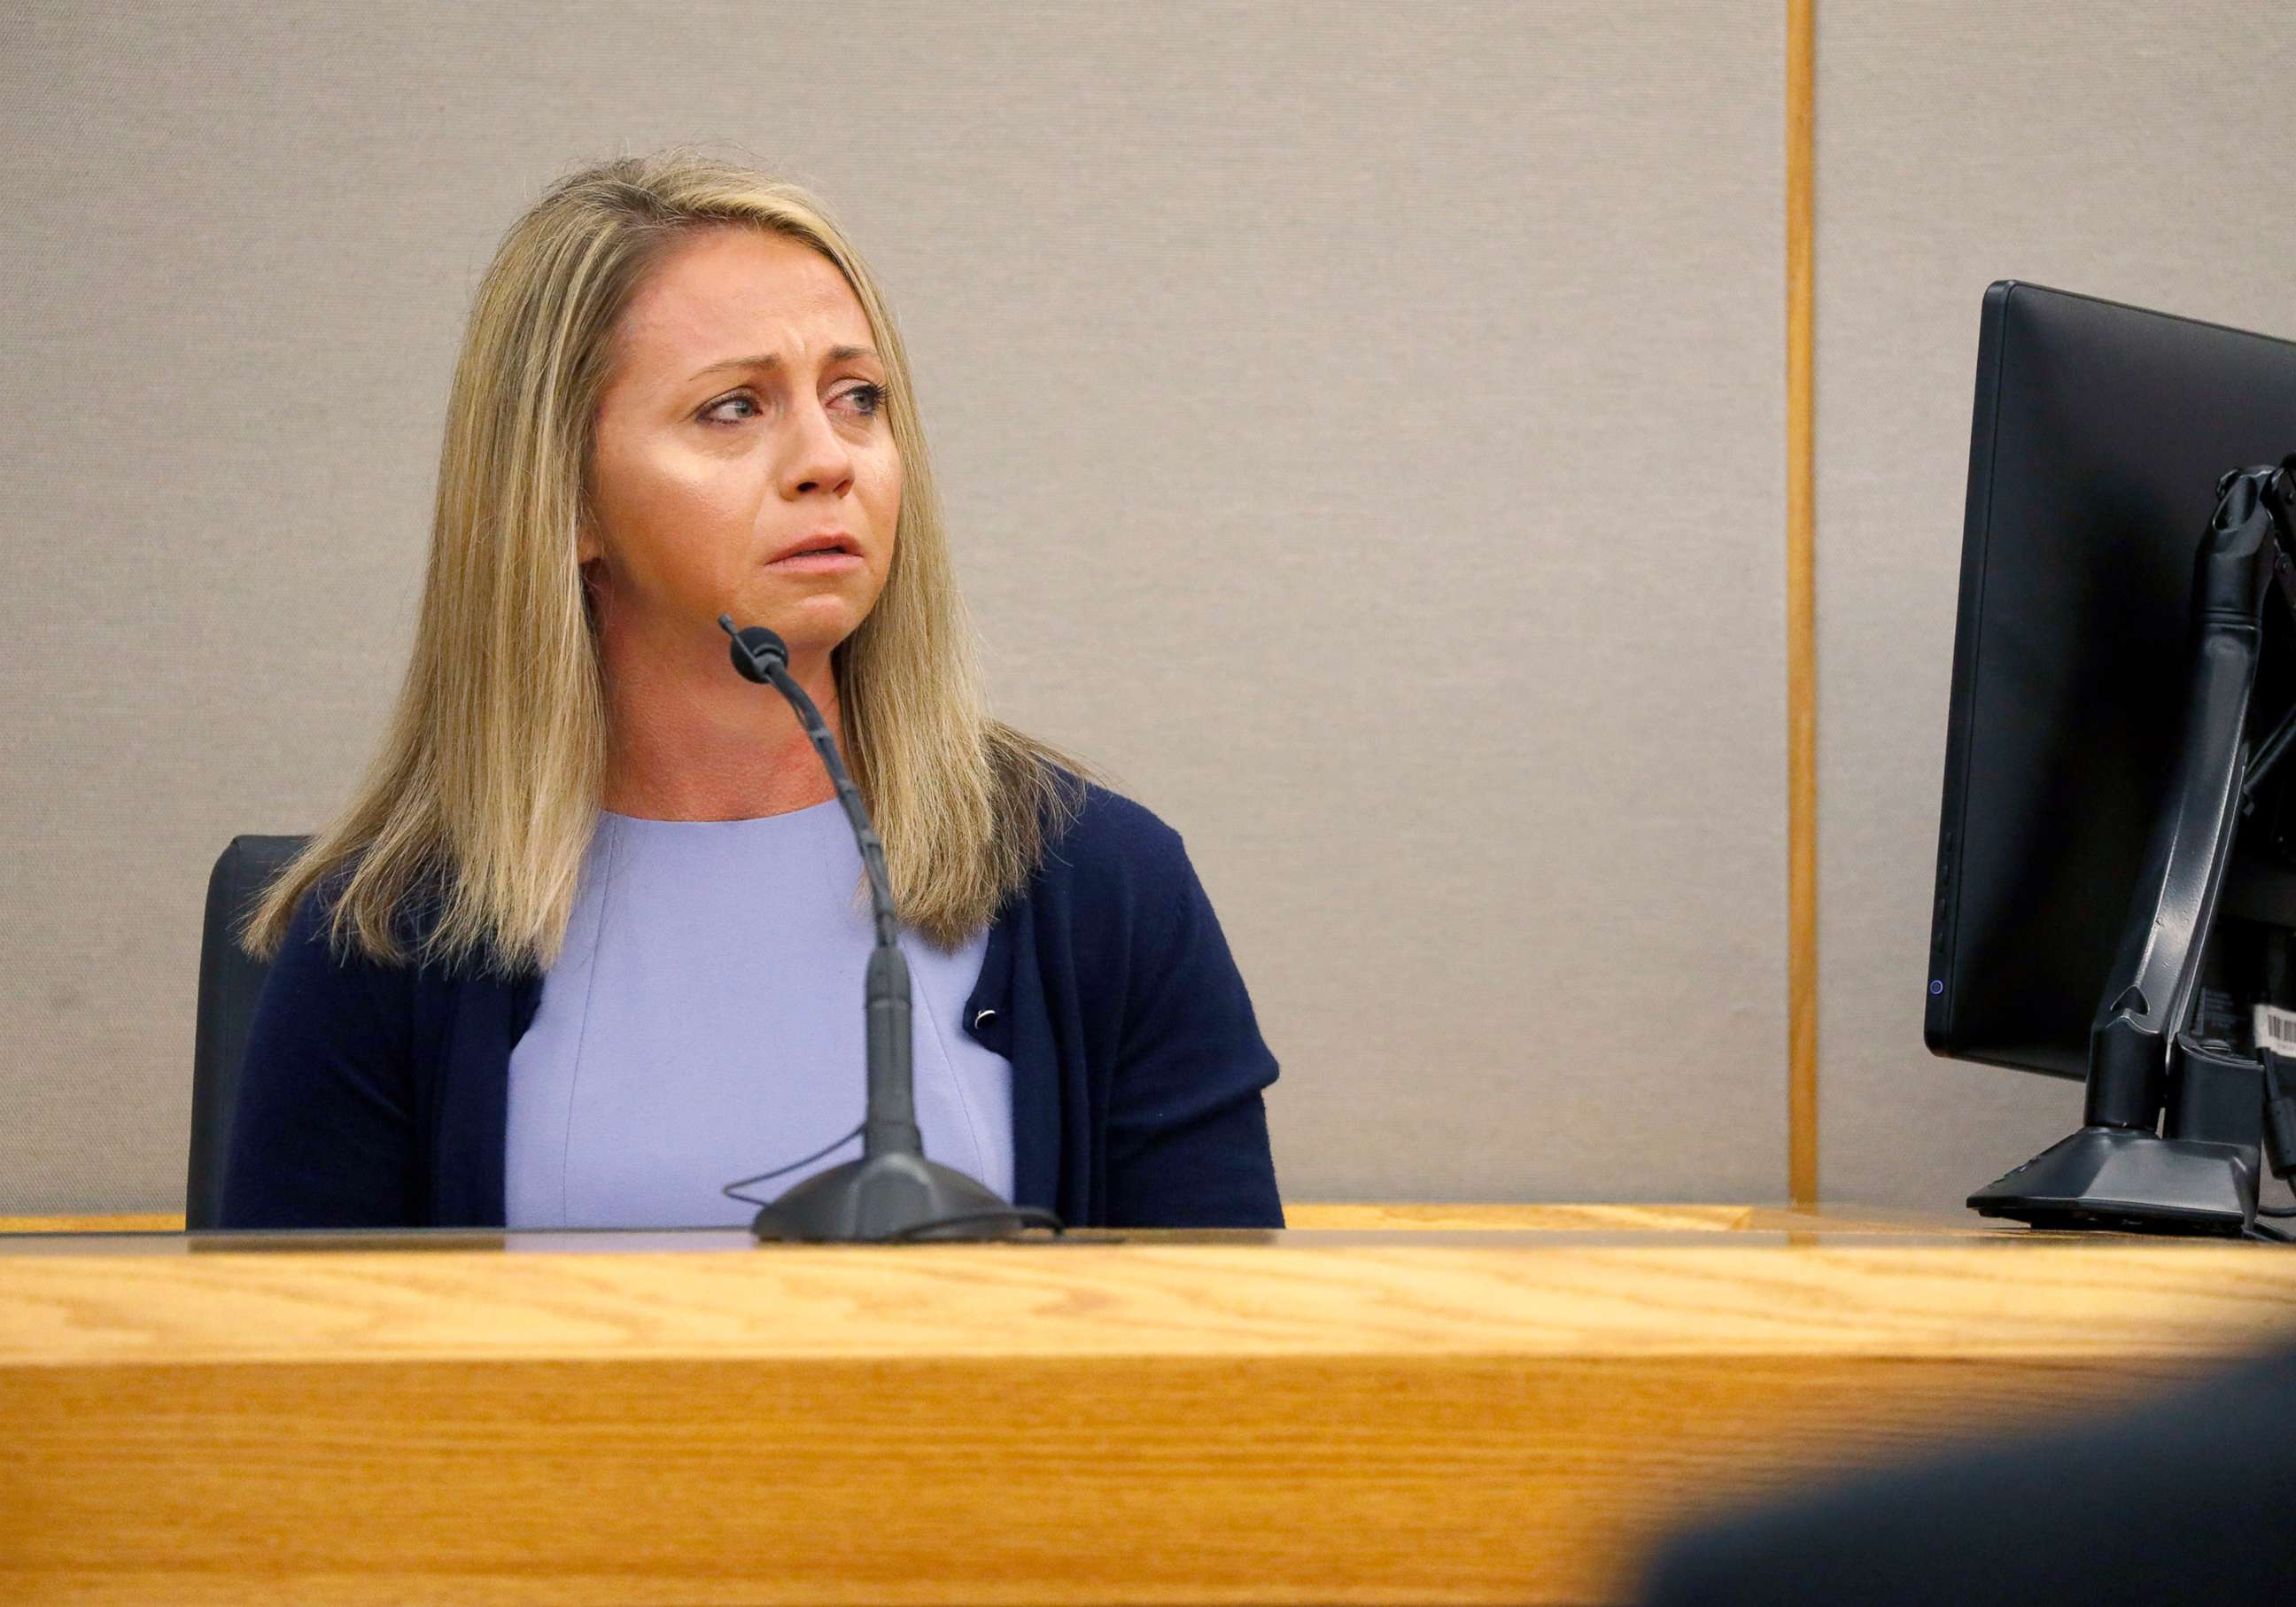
[702,393,760,425]
[700,384,886,426]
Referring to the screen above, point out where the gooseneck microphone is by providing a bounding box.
[716,614,1060,1243]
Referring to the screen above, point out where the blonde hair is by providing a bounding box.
[244,146,1098,974]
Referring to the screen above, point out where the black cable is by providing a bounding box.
[720,1121,866,1208]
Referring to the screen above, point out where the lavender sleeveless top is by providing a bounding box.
[502,801,1012,1229]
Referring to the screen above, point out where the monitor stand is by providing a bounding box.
[1969,1127,2254,1233]
[1970,461,2294,1235]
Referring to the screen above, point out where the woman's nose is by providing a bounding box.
[780,397,854,496]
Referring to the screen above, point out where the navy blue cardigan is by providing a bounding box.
[220,781,1284,1230]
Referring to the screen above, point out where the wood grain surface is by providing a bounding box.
[0,1201,1891,1236]
[0,1213,184,1234]
[4,1225,2293,1603]
[0,1204,1750,1236]
[1284,1201,1754,1231]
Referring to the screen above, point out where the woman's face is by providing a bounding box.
[582,227,901,666]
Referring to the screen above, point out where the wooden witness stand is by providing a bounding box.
[5,1204,2296,1604]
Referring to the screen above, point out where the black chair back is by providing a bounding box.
[189,835,308,1228]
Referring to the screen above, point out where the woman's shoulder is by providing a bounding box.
[1028,773,1207,935]
[1051,778,1184,859]
[1038,774,1188,873]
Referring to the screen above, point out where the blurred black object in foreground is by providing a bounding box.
[1639,1340,2296,1606]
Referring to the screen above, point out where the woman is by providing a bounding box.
[223,148,1284,1230]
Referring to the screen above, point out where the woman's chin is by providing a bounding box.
[727,596,866,662]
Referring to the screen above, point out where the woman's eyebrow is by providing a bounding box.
[688,345,879,380]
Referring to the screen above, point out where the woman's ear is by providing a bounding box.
[574,520,611,625]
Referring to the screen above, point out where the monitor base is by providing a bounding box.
[1968,1124,2257,1234]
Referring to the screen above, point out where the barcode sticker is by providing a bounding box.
[2255,1004,2296,1053]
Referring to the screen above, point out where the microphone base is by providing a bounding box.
[750,1151,1026,1243]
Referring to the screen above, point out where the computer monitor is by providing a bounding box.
[1926,280,2296,1231]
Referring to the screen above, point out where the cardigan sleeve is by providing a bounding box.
[1096,807,1286,1229]
[217,882,424,1228]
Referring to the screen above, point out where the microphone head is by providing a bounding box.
[718,615,789,683]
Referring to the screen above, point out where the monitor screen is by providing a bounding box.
[1927,282,2296,1082]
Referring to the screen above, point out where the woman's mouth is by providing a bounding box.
[768,549,863,572]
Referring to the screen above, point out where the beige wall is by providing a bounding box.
[1,1,1788,1213]
[1814,1,2296,1206]
[14,4,2293,1219]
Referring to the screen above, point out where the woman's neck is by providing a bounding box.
[596,631,846,821]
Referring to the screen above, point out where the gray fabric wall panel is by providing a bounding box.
[2,1,1785,1213]
[1814,3,2296,1209]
